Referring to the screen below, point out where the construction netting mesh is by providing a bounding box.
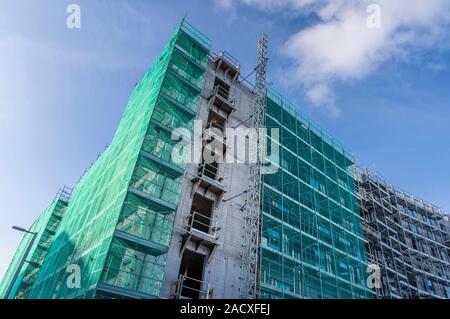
[260,88,374,299]
[0,190,70,299]
[26,20,210,299]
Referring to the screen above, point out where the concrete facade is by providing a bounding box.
[161,57,255,299]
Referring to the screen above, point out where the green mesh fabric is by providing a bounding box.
[0,190,70,299]
[24,21,210,299]
[260,88,374,299]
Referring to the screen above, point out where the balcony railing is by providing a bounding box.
[100,267,163,298]
[174,43,208,70]
[141,134,185,174]
[213,85,233,103]
[152,98,194,130]
[116,204,173,248]
[160,84,199,115]
[179,20,212,51]
[208,86,236,117]
[174,274,212,299]
[130,164,181,204]
[214,51,240,72]
[191,163,226,200]
[38,241,51,251]
[197,163,224,185]
[184,211,219,242]
[169,61,203,91]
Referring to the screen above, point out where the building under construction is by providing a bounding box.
[1,20,448,299]
[358,170,450,299]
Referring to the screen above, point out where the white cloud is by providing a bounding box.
[214,0,450,115]
[307,83,341,117]
[214,0,234,10]
[215,0,316,12]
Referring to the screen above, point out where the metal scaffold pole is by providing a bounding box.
[240,33,268,299]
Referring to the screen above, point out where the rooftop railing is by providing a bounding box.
[179,20,212,51]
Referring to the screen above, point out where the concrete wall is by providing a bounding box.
[160,59,255,299]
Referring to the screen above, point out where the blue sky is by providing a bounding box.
[0,0,449,280]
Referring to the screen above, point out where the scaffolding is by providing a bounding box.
[357,169,450,299]
[259,88,373,299]
[21,20,211,299]
[0,187,72,299]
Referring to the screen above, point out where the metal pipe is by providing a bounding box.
[4,226,38,299]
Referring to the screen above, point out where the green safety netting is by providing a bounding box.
[0,190,70,299]
[25,20,210,299]
[260,88,373,299]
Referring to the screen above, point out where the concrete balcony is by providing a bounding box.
[191,163,226,202]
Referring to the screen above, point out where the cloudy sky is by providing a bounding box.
[0,0,449,280]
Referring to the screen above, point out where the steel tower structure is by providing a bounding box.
[240,33,268,299]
